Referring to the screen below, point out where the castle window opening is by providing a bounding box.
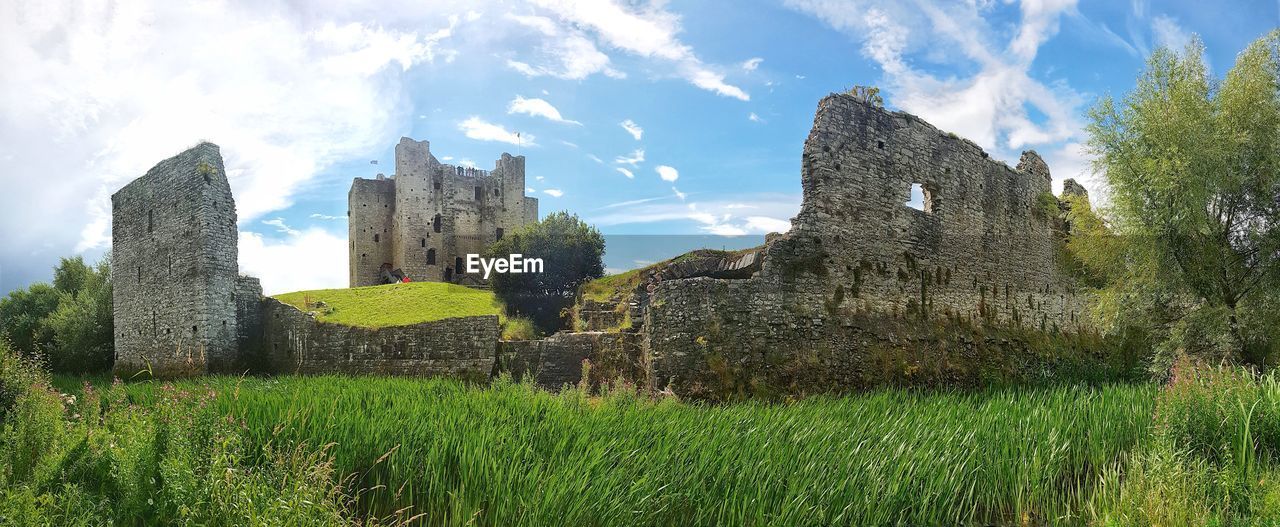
[433,214,442,233]
[494,188,500,197]
[434,181,441,190]
[147,210,154,233]
[496,228,504,240]
[906,183,925,211]
[455,257,464,273]
[374,234,380,243]
[204,173,211,184]
[906,183,941,214]
[474,186,482,201]
[427,248,436,265]
[420,238,426,247]
[191,325,197,336]
[137,266,142,283]
[877,140,884,149]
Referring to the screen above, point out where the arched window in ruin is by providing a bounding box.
[420,238,426,248]
[427,248,436,265]
[374,234,380,243]
[433,214,442,233]
[494,188,500,197]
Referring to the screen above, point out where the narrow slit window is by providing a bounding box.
[474,186,482,200]
[427,249,436,265]
[433,214,442,233]
[455,257,464,274]
[496,228,504,241]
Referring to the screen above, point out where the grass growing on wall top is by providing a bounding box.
[273,282,503,328]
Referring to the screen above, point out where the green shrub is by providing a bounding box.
[0,339,45,423]
[500,316,539,340]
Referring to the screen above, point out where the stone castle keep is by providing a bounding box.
[111,143,262,376]
[348,138,538,286]
[112,93,1092,393]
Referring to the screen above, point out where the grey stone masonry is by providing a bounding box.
[111,143,241,377]
[348,137,539,287]
[637,92,1094,396]
[261,298,498,380]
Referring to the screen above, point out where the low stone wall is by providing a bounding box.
[498,332,645,390]
[261,298,498,380]
[646,276,1116,400]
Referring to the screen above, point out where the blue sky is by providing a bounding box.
[1,0,1277,294]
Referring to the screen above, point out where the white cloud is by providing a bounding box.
[527,0,749,100]
[615,149,645,166]
[588,192,801,235]
[744,216,791,233]
[543,188,564,197]
[785,0,1085,157]
[458,116,534,146]
[239,229,348,295]
[656,165,679,182]
[1152,15,1193,51]
[741,57,763,71]
[560,140,579,148]
[507,95,581,125]
[587,154,604,164]
[526,186,536,192]
[0,1,466,254]
[620,119,644,140]
[309,213,346,221]
[262,218,301,236]
[616,167,635,179]
[505,13,626,80]
[748,112,764,123]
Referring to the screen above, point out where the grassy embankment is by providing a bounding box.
[274,282,504,328]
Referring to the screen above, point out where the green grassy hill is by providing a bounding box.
[273,282,502,328]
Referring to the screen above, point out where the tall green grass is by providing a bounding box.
[107,376,1155,526]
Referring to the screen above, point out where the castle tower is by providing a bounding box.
[347,137,539,287]
[111,143,241,376]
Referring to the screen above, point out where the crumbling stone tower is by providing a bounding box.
[111,142,258,376]
[348,137,539,287]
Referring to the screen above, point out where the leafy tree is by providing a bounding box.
[44,255,114,372]
[1079,32,1280,369]
[52,256,91,297]
[486,212,605,334]
[0,254,114,372]
[0,283,60,357]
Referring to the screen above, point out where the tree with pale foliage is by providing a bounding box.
[1077,31,1280,369]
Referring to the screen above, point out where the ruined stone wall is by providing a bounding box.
[640,93,1093,397]
[348,137,539,287]
[232,275,264,369]
[773,93,1085,327]
[111,143,240,376]
[348,177,395,287]
[498,332,645,390]
[261,298,498,379]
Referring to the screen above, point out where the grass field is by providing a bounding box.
[273,282,503,328]
[12,360,1280,525]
